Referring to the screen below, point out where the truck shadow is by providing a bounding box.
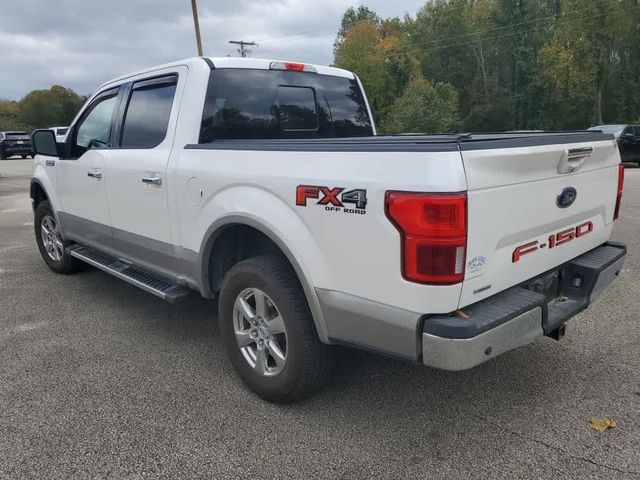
[74,265,620,455]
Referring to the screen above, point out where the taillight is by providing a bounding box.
[614,164,624,221]
[385,192,467,285]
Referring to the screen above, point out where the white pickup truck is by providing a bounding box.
[30,57,626,402]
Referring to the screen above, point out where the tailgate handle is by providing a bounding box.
[558,147,592,174]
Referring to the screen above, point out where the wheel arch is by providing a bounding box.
[30,177,67,239]
[198,215,330,343]
[30,178,49,211]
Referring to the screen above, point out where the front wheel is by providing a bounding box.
[21,155,27,159]
[218,254,334,403]
[34,201,84,274]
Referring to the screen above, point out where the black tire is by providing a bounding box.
[0,150,6,160]
[21,155,27,159]
[218,254,334,403]
[34,200,84,274]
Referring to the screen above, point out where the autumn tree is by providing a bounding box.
[334,13,461,133]
[333,5,381,54]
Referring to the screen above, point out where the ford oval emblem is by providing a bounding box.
[557,187,577,208]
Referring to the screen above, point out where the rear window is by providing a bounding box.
[199,69,373,142]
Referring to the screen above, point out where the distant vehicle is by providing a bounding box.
[588,125,640,166]
[0,131,33,159]
[49,126,69,142]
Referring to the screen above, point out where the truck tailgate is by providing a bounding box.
[459,138,621,308]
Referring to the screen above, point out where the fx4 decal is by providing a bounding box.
[296,185,367,215]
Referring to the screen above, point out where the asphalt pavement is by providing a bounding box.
[1,159,639,479]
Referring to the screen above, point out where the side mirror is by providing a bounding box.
[31,129,59,157]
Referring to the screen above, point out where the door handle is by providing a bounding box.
[87,169,102,180]
[558,147,592,174]
[141,175,162,186]
[45,159,56,167]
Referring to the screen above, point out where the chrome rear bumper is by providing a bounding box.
[422,308,543,371]
[422,242,626,371]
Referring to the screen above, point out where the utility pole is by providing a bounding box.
[191,0,203,56]
[228,40,257,58]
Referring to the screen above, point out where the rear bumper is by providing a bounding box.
[422,242,626,370]
[1,145,33,156]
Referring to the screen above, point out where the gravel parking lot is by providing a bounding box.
[1,159,639,479]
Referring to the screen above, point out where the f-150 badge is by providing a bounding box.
[512,221,593,262]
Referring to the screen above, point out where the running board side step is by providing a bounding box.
[67,245,190,302]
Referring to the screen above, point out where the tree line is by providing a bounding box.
[0,86,86,132]
[334,0,640,134]
[2,2,638,135]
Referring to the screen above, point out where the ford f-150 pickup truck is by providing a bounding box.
[29,57,626,402]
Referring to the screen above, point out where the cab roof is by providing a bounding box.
[98,57,355,92]
[205,57,355,79]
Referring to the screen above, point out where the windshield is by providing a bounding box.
[588,125,625,137]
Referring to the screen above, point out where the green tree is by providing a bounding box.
[335,1,640,132]
[384,76,460,133]
[538,0,640,127]
[18,85,85,130]
[0,100,27,131]
[334,15,421,129]
[408,0,476,124]
[409,0,550,131]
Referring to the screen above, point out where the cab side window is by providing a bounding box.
[120,76,177,149]
[71,92,118,158]
[74,93,119,152]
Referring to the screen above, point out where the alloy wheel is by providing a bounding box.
[232,287,288,377]
[40,214,64,262]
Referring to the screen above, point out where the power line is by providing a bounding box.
[409,0,622,48]
[228,40,258,57]
[386,4,640,57]
[249,0,620,50]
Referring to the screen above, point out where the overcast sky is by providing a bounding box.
[0,0,425,100]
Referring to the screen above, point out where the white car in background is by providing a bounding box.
[49,126,69,143]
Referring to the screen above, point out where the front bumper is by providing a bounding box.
[422,242,626,370]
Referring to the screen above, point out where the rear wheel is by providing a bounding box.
[34,201,83,274]
[218,254,333,403]
[21,155,27,159]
